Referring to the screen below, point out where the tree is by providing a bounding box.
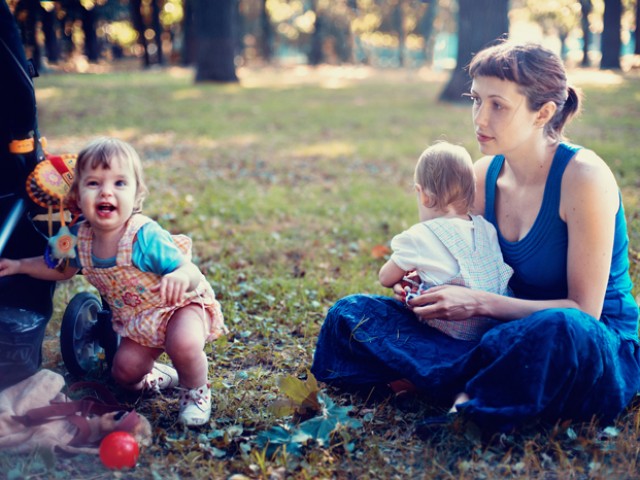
[309,0,325,65]
[150,0,164,65]
[393,0,406,67]
[182,0,197,65]
[14,0,42,71]
[311,1,356,64]
[579,0,593,67]
[79,1,99,62]
[418,0,439,66]
[524,0,581,60]
[259,0,274,63]
[130,0,165,68]
[600,0,622,69]
[40,1,60,64]
[440,0,509,103]
[130,0,151,67]
[194,0,238,83]
[635,0,639,55]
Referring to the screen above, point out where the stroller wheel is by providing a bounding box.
[60,292,117,377]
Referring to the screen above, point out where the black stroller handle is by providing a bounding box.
[0,197,25,255]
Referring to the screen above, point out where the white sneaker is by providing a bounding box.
[142,362,179,393]
[178,384,211,427]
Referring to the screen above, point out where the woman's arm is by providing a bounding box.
[406,285,576,322]
[561,148,618,319]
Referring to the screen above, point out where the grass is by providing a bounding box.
[2,62,640,479]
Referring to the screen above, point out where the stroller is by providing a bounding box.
[0,2,116,389]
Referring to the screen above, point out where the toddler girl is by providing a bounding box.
[0,137,227,427]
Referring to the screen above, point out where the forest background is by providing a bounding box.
[3,0,640,479]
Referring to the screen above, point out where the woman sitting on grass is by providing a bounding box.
[311,41,640,433]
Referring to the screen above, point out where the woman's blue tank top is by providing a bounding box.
[484,142,639,339]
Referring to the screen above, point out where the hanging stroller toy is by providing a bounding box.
[26,152,79,269]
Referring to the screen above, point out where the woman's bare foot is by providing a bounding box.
[449,392,470,413]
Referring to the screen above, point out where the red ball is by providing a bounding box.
[99,431,140,470]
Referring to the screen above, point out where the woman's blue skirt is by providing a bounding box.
[311,294,640,431]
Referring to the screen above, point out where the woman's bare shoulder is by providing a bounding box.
[564,147,617,189]
[561,147,619,218]
[473,155,494,177]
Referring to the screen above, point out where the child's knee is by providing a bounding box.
[166,340,206,364]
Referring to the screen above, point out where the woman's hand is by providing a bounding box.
[407,285,483,322]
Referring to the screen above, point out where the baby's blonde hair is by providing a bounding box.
[67,137,148,214]
[414,141,475,213]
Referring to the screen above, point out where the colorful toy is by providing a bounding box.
[25,153,78,269]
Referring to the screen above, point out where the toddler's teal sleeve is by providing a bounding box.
[133,222,185,275]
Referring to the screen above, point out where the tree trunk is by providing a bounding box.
[40,4,60,64]
[194,0,238,83]
[151,0,164,65]
[60,10,75,57]
[259,0,273,63]
[130,0,151,68]
[440,0,509,103]
[579,0,592,67]
[559,31,568,60]
[234,0,244,59]
[635,0,640,55]
[17,0,42,72]
[393,1,405,67]
[308,0,324,66]
[600,0,621,69]
[81,4,99,62]
[182,0,197,65]
[419,0,439,66]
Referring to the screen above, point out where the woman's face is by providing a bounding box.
[469,76,540,157]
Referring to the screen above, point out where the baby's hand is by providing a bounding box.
[152,270,190,305]
[401,272,420,291]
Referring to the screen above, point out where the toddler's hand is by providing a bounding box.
[0,258,19,277]
[152,270,190,305]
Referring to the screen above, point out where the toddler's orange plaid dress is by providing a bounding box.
[77,214,226,348]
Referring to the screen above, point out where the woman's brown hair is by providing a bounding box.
[468,41,581,142]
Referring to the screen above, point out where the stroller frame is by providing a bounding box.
[0,2,117,386]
